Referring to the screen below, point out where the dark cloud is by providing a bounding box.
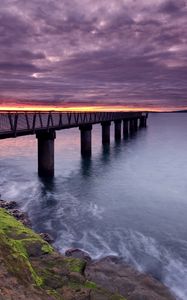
[0,62,40,73]
[0,11,33,47]
[0,0,187,110]
[159,0,186,14]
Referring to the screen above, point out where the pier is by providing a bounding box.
[0,111,148,176]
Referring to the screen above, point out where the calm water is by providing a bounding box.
[0,113,187,299]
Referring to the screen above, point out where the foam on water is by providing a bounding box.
[55,227,187,300]
[1,114,187,299]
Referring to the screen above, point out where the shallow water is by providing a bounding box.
[0,113,187,299]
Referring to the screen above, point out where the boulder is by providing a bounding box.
[65,248,92,263]
[10,209,32,227]
[0,200,17,209]
[85,256,175,300]
[40,233,54,244]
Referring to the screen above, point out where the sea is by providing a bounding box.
[0,113,187,299]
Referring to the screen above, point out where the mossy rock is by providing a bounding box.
[0,208,126,300]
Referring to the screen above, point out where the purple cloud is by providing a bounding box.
[0,0,187,109]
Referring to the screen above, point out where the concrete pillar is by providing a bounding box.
[140,116,147,128]
[134,119,138,131]
[144,113,148,127]
[79,124,92,157]
[36,130,56,177]
[139,116,144,128]
[129,119,135,134]
[101,121,111,145]
[114,120,122,141]
[123,120,129,138]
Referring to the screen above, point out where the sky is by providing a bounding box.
[0,0,187,111]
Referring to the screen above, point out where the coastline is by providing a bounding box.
[0,198,176,300]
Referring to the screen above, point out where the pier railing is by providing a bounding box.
[0,111,142,139]
[0,111,148,176]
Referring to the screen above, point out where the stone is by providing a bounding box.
[40,233,54,244]
[85,256,175,300]
[0,200,6,207]
[68,272,86,284]
[65,249,92,263]
[0,200,31,227]
[0,207,175,300]
[9,209,32,227]
[0,200,17,209]
[5,201,18,209]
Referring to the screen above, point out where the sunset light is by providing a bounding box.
[0,104,186,113]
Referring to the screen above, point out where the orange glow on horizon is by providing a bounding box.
[0,104,186,113]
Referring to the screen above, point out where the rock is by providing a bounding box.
[5,201,18,209]
[61,286,90,300]
[0,200,6,208]
[0,200,31,227]
[0,207,176,300]
[9,209,32,227]
[0,200,17,209]
[40,233,54,244]
[89,290,112,300]
[68,272,86,284]
[24,240,49,257]
[0,204,176,299]
[85,256,175,300]
[65,249,92,263]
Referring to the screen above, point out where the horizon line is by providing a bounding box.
[0,105,187,113]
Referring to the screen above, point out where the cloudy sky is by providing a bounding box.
[0,0,187,110]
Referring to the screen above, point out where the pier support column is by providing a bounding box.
[123,120,129,138]
[140,116,144,128]
[140,116,147,128]
[144,113,148,127]
[101,121,111,145]
[134,119,138,131]
[114,120,122,141]
[36,130,56,177]
[129,119,135,134]
[79,124,92,157]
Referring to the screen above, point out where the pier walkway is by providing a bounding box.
[0,111,148,176]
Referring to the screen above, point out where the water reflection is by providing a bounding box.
[39,176,56,200]
[80,157,92,178]
[1,114,187,299]
[101,144,111,163]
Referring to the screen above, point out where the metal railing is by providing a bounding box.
[0,111,143,139]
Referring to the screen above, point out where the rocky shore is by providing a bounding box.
[0,199,176,300]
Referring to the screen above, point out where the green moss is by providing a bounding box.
[0,208,51,287]
[65,257,86,273]
[0,233,43,286]
[0,209,37,238]
[0,208,127,300]
[9,238,43,286]
[47,289,64,300]
[84,280,97,289]
[68,281,82,289]
[38,268,67,289]
[41,243,54,254]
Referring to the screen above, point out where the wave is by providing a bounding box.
[55,228,187,300]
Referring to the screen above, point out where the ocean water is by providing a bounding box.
[0,113,187,299]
